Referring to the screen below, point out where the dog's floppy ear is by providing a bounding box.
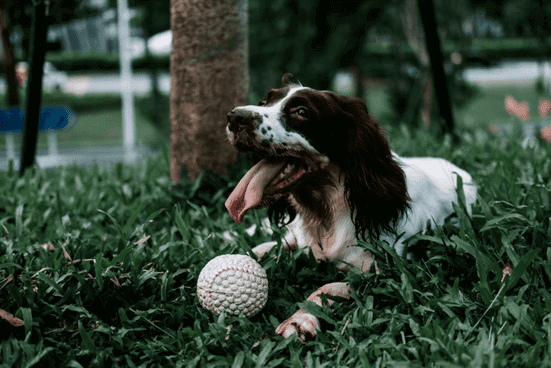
[282,73,294,87]
[324,92,411,241]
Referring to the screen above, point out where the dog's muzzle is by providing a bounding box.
[227,109,261,133]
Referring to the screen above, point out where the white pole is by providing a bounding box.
[46,131,59,156]
[117,0,136,163]
[6,133,16,161]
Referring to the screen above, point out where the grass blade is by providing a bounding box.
[94,253,105,291]
[98,209,127,247]
[505,248,540,292]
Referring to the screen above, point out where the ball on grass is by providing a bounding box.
[197,254,268,317]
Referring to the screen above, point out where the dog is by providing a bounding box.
[224,73,477,343]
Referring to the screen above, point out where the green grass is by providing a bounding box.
[364,79,550,134]
[1,119,551,367]
[459,81,548,129]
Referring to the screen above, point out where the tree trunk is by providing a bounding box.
[416,0,455,135]
[170,0,248,183]
[20,0,48,176]
[0,0,19,107]
[401,0,432,129]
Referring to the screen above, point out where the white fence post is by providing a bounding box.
[6,133,16,161]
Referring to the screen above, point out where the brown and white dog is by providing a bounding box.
[224,73,477,343]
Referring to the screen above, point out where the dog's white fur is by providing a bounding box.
[224,85,477,343]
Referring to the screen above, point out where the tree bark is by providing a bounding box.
[416,0,455,134]
[402,0,432,129]
[20,0,48,176]
[170,0,248,183]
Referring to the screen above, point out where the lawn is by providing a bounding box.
[0,92,168,152]
[365,78,550,134]
[0,80,547,153]
[460,80,546,129]
[1,110,550,366]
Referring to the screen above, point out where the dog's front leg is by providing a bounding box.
[250,230,298,259]
[275,282,351,343]
[275,244,378,343]
[250,241,278,258]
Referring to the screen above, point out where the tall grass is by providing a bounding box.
[1,124,550,367]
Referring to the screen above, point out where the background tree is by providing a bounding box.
[5,0,99,60]
[246,0,479,134]
[20,0,48,175]
[416,0,455,135]
[502,0,551,93]
[0,0,18,108]
[401,0,431,128]
[170,0,247,183]
[0,0,98,109]
[248,0,385,99]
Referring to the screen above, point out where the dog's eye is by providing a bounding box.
[294,108,307,116]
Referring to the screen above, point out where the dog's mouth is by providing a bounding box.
[225,156,321,223]
[265,158,306,191]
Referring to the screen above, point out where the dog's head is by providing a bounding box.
[226,73,410,240]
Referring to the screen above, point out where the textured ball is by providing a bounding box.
[197,254,268,317]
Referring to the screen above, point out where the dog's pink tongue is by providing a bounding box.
[226,159,285,223]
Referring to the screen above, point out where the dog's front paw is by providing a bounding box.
[275,310,320,343]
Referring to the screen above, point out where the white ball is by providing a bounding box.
[197,254,268,317]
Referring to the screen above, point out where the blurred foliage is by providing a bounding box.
[247,0,390,94]
[135,92,170,141]
[5,0,551,130]
[478,0,551,39]
[4,0,102,61]
[0,89,122,112]
[106,0,170,39]
[44,50,170,73]
[386,70,481,128]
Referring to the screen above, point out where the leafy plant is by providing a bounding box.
[1,125,550,367]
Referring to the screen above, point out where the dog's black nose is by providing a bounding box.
[227,109,258,132]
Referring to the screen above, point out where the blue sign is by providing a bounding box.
[0,106,78,133]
